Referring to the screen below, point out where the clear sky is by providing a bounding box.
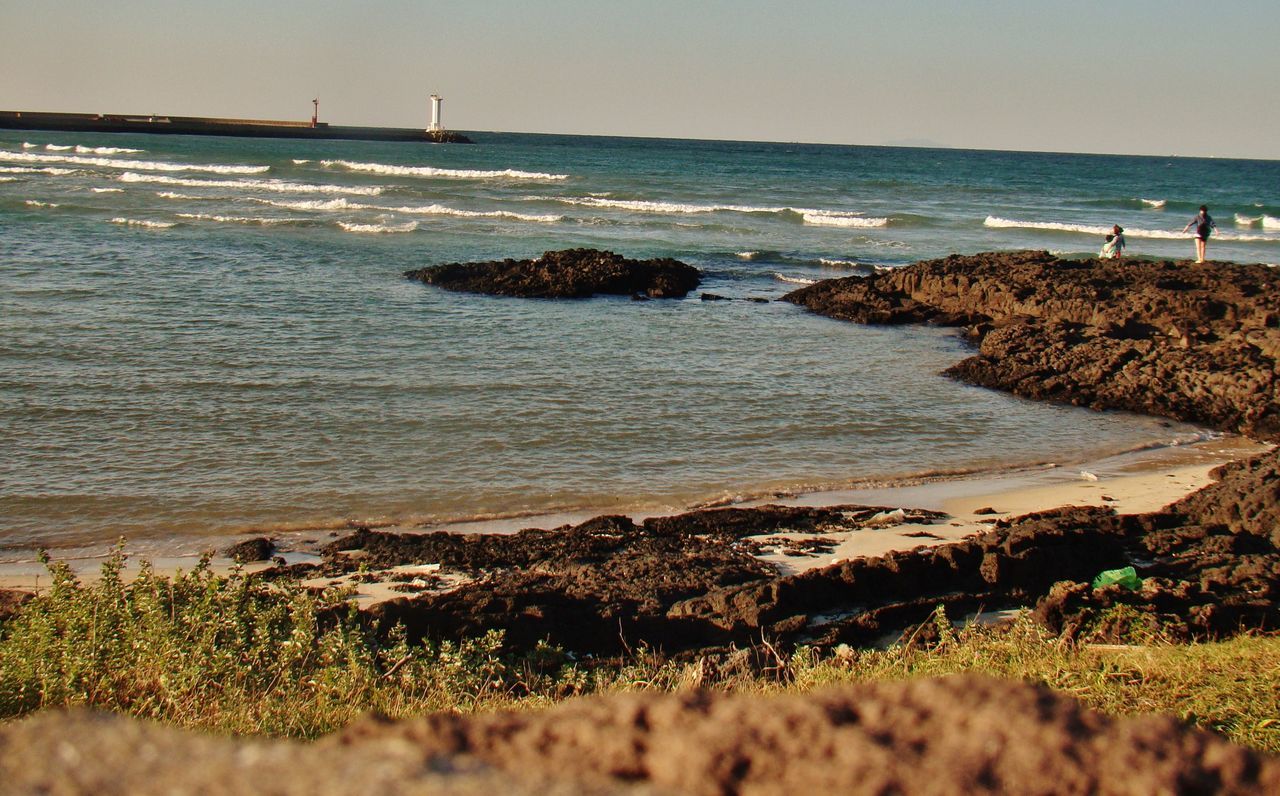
[4,0,1277,159]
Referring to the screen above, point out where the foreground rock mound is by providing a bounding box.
[784,251,1280,440]
[405,248,702,299]
[5,676,1276,794]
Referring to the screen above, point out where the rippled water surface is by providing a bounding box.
[2,132,1276,550]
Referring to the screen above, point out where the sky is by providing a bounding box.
[3,0,1277,159]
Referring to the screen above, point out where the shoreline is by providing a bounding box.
[1,433,1265,597]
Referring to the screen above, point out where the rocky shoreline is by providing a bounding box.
[246,251,1280,659]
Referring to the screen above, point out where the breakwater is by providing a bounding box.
[0,110,472,143]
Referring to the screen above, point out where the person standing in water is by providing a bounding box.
[1100,224,1126,261]
[1182,206,1216,263]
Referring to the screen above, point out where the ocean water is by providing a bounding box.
[2,132,1278,553]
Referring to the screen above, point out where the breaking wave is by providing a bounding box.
[541,195,889,226]
[320,159,569,181]
[773,273,817,285]
[117,172,383,196]
[0,150,268,175]
[336,220,419,234]
[24,200,59,208]
[0,165,77,175]
[249,197,561,222]
[984,216,1280,243]
[91,187,124,193]
[176,213,309,226]
[1265,216,1280,231]
[1141,198,1167,209]
[1235,214,1262,227]
[109,217,176,229]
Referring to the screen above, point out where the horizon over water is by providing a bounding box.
[3,130,1278,555]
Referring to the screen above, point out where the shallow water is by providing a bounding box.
[2,132,1274,551]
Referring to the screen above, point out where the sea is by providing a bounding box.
[2,131,1278,555]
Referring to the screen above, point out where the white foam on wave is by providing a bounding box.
[336,220,419,234]
[543,195,889,226]
[24,200,59,208]
[1264,216,1280,231]
[76,145,144,155]
[21,142,36,148]
[110,217,176,229]
[249,196,562,223]
[1141,198,1167,209]
[321,159,569,181]
[0,150,268,175]
[156,191,208,200]
[292,159,311,165]
[1235,213,1262,227]
[118,172,383,196]
[773,273,816,285]
[92,187,124,193]
[801,212,890,228]
[985,215,1280,243]
[0,165,77,175]
[44,144,73,151]
[176,212,306,226]
[737,251,760,260]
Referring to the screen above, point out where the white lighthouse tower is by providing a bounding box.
[428,94,443,132]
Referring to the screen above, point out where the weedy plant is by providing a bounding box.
[2,554,1276,752]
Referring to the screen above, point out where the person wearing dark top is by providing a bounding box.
[1182,206,1217,263]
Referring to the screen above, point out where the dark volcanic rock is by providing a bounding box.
[274,447,1280,655]
[6,677,1275,795]
[784,251,1280,440]
[223,536,275,563]
[405,248,701,299]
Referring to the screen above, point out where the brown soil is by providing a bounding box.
[4,676,1276,794]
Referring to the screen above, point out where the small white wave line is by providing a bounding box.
[292,159,311,164]
[802,213,889,228]
[176,213,305,226]
[737,251,760,260]
[336,220,419,234]
[985,216,1280,243]
[76,145,144,155]
[24,200,60,208]
[249,196,561,222]
[774,273,816,285]
[117,172,383,196]
[44,144,73,151]
[321,159,569,181]
[1141,198,1167,209]
[110,217,176,229]
[0,150,268,174]
[92,187,124,193]
[0,165,77,175]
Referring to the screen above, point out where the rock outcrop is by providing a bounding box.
[4,676,1276,794]
[405,248,702,299]
[784,251,1280,440]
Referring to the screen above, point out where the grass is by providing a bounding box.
[1,551,1276,752]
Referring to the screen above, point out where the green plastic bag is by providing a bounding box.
[1092,566,1142,591]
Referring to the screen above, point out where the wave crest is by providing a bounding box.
[0,150,268,175]
[321,159,569,181]
[336,220,419,234]
[985,215,1280,243]
[118,172,383,196]
[110,217,176,229]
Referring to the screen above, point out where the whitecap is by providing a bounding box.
[1141,198,1166,209]
[0,165,77,175]
[250,196,561,222]
[0,150,268,174]
[1264,215,1280,231]
[44,144,73,151]
[773,273,816,285]
[24,200,59,208]
[801,212,890,228]
[176,212,306,226]
[1235,213,1261,227]
[321,159,569,181]
[985,215,1280,243]
[292,159,311,164]
[92,187,124,193]
[118,172,383,196]
[737,251,760,260]
[75,145,143,155]
[336,220,419,234]
[110,217,176,229]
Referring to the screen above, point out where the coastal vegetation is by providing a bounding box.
[1,550,1276,754]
